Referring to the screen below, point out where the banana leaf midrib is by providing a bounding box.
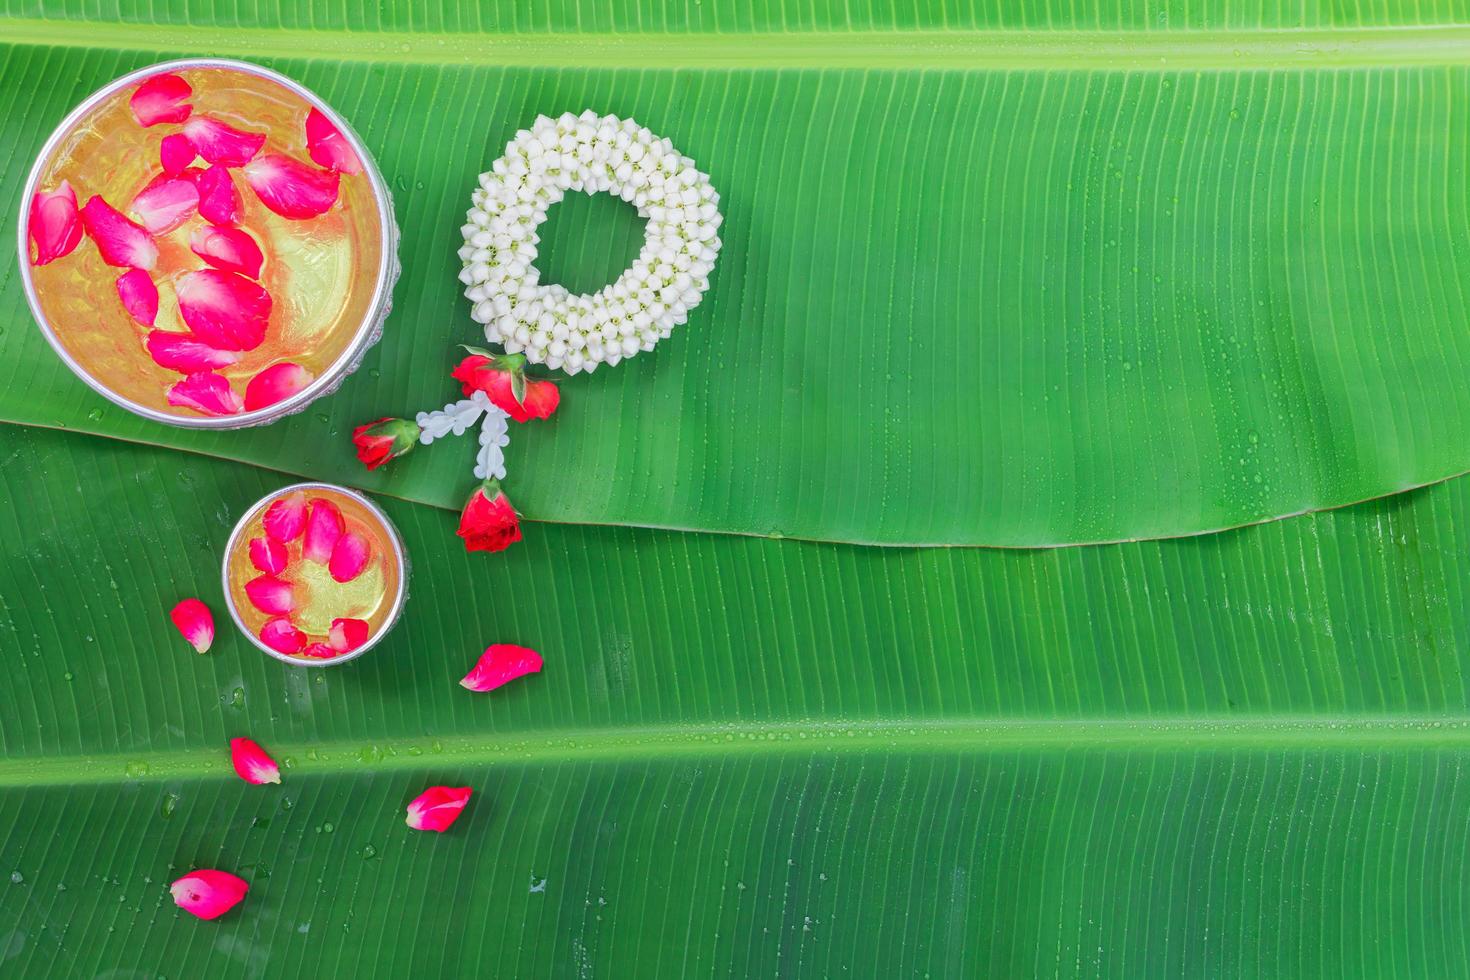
[9,716,1470,789]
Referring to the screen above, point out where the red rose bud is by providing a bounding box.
[351,417,421,470]
[450,351,559,423]
[456,481,521,553]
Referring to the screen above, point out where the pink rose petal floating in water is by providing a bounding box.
[166,371,244,416]
[28,181,82,266]
[146,331,242,373]
[405,786,472,832]
[305,107,362,175]
[300,641,338,658]
[196,165,243,225]
[329,617,370,653]
[170,869,247,920]
[263,491,308,543]
[328,530,370,583]
[160,132,197,175]
[116,269,158,327]
[259,615,305,654]
[176,269,271,351]
[244,574,295,615]
[181,115,266,167]
[229,737,281,785]
[248,536,287,574]
[243,362,313,412]
[130,174,199,234]
[81,195,158,270]
[243,154,340,219]
[130,73,192,127]
[302,498,344,563]
[190,224,264,279]
[460,644,543,693]
[169,598,213,653]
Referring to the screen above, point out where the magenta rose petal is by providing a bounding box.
[328,531,369,583]
[169,598,214,654]
[116,270,159,327]
[229,737,281,785]
[130,73,192,127]
[159,133,198,175]
[302,498,344,564]
[259,616,305,654]
[196,165,244,225]
[243,154,340,219]
[130,174,200,235]
[405,786,472,832]
[81,195,158,270]
[328,617,370,653]
[460,644,543,693]
[244,574,295,615]
[28,181,82,266]
[248,536,288,575]
[243,362,312,412]
[263,492,307,543]
[182,115,266,166]
[305,107,362,174]
[170,870,246,920]
[165,371,244,416]
[189,224,264,279]
[146,331,242,373]
[175,269,271,351]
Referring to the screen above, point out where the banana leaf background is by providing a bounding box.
[4,0,1470,975]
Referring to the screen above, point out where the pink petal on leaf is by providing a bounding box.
[405,786,472,832]
[302,498,344,564]
[305,107,362,174]
[243,362,312,412]
[263,491,307,543]
[160,132,197,175]
[190,224,263,279]
[328,531,370,583]
[182,115,266,166]
[146,331,242,373]
[170,869,247,920]
[28,181,82,266]
[130,174,199,235]
[196,165,243,225]
[460,644,543,693]
[328,617,370,653]
[116,269,158,326]
[130,73,192,127]
[229,737,281,785]
[259,616,305,654]
[169,598,213,653]
[81,195,157,270]
[245,574,295,615]
[176,269,271,351]
[166,371,244,416]
[243,154,339,219]
[248,536,287,574]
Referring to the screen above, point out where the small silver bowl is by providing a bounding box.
[222,482,408,666]
[17,57,400,429]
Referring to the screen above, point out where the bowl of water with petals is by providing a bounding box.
[18,58,397,427]
[222,483,407,665]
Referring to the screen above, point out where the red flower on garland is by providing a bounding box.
[457,481,521,553]
[451,351,559,423]
[351,417,421,470]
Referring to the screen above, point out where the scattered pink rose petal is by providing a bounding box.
[166,371,244,416]
[229,737,281,785]
[130,174,200,235]
[243,362,312,412]
[248,536,287,574]
[243,154,340,219]
[327,531,370,583]
[146,331,242,373]
[160,132,197,175]
[244,574,294,615]
[189,224,263,279]
[405,786,472,832]
[130,73,192,127]
[80,195,158,270]
[169,598,214,653]
[28,181,82,266]
[196,165,243,225]
[259,616,305,654]
[460,644,543,693]
[300,641,338,658]
[302,498,344,564]
[116,269,158,326]
[263,491,307,543]
[182,115,266,166]
[328,617,370,653]
[176,269,271,351]
[170,869,247,920]
[305,107,362,174]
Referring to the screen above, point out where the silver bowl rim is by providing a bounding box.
[15,56,397,430]
[220,481,409,667]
